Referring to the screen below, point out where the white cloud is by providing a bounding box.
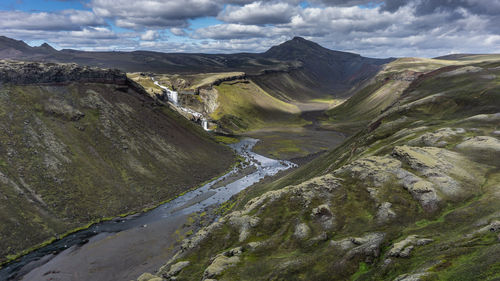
[218,1,298,25]
[0,10,104,31]
[140,30,159,41]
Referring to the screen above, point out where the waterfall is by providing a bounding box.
[202,119,209,131]
[152,78,178,105]
[151,77,210,131]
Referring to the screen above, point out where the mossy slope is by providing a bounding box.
[144,59,500,280]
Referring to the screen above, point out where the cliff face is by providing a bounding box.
[0,60,127,85]
[0,61,236,263]
[139,58,500,280]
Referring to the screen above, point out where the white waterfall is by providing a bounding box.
[152,78,178,105]
[151,76,210,131]
[202,119,209,131]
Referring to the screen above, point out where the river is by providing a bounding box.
[0,138,295,281]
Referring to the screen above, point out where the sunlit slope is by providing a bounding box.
[212,79,304,132]
[323,57,495,133]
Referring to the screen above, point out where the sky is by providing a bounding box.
[0,0,499,58]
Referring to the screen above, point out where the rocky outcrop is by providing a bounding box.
[335,155,440,211]
[137,273,163,281]
[456,136,500,153]
[203,247,243,280]
[331,233,386,264]
[0,60,127,85]
[376,202,397,223]
[388,235,433,258]
[408,127,465,147]
[165,261,190,279]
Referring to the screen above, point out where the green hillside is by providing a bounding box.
[141,58,500,281]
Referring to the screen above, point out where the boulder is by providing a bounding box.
[376,202,397,223]
[165,261,190,278]
[388,235,433,258]
[203,247,243,279]
[294,223,311,239]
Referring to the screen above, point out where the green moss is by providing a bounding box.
[351,262,370,280]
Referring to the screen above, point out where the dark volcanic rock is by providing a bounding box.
[0,60,127,85]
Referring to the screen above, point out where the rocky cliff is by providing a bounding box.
[0,60,127,85]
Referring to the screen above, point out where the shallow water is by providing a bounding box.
[0,138,295,281]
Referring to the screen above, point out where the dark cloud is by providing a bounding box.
[91,0,221,29]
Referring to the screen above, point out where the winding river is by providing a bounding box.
[0,138,296,281]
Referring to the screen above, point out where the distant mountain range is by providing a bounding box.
[0,36,394,100]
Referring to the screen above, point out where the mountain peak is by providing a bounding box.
[37,42,56,52]
[264,36,358,60]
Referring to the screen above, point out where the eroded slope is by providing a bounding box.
[0,61,236,263]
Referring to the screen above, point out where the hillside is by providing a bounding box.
[0,60,235,264]
[0,36,392,101]
[137,58,500,280]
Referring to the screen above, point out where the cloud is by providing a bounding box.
[170,27,187,37]
[1,0,499,57]
[218,1,298,25]
[193,24,278,40]
[91,0,221,29]
[0,9,105,31]
[382,0,500,15]
[140,30,159,41]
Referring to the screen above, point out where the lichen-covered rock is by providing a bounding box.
[294,222,311,239]
[408,127,465,147]
[227,212,260,242]
[335,155,440,211]
[311,204,335,229]
[457,136,500,153]
[203,247,243,280]
[376,202,397,223]
[392,145,478,198]
[165,261,190,278]
[463,113,500,123]
[137,272,163,281]
[388,235,433,258]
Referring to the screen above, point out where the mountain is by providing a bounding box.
[0,60,236,264]
[137,56,500,280]
[0,36,393,101]
[255,37,393,100]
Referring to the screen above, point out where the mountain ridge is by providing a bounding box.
[0,35,393,100]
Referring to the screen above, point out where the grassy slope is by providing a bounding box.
[212,80,305,133]
[0,81,236,263]
[147,59,500,280]
[323,57,465,134]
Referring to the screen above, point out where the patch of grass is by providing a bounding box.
[351,262,370,280]
[214,135,239,144]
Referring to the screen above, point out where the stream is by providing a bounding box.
[0,138,296,281]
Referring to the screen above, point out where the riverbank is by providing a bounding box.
[0,138,295,281]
